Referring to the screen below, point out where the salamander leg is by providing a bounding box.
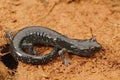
[58,48,71,66]
[21,43,38,55]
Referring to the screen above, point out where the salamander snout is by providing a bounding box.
[89,38,102,52]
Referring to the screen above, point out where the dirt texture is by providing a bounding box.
[0,0,120,80]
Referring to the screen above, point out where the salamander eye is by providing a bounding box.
[91,38,96,42]
[70,45,76,49]
[90,47,95,51]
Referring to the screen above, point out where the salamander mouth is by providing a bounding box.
[91,45,102,52]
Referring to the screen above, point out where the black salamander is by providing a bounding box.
[6,26,102,65]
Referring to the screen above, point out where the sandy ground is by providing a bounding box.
[0,0,120,80]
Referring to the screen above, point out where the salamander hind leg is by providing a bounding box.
[58,48,71,66]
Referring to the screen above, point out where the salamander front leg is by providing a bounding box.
[58,48,71,66]
[21,43,38,55]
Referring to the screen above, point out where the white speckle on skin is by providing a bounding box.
[16,52,22,56]
[47,35,51,39]
[30,33,33,35]
[36,32,39,35]
[53,38,57,41]
[70,45,75,48]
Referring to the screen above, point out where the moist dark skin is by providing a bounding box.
[6,26,102,65]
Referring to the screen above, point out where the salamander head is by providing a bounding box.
[70,38,102,57]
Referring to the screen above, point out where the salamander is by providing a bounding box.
[6,26,102,65]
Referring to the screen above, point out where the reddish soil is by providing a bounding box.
[0,0,120,80]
